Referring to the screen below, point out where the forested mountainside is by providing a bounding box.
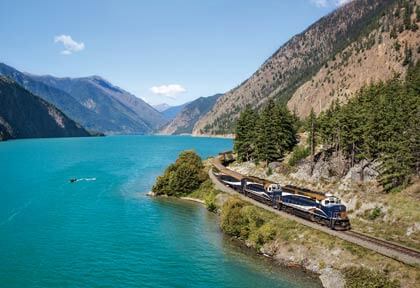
[0,63,166,134]
[193,0,419,135]
[0,77,91,141]
[160,94,222,135]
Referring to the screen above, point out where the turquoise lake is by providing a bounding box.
[0,135,320,287]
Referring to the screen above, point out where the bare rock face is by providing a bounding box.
[319,268,345,288]
[268,162,282,170]
[290,150,350,183]
[343,160,380,183]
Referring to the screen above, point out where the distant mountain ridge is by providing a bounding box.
[0,63,166,134]
[0,76,91,140]
[193,0,416,135]
[160,103,189,121]
[160,94,222,135]
[153,103,171,112]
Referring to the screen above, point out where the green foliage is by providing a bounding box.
[402,44,412,66]
[417,5,420,21]
[234,105,258,162]
[220,198,278,248]
[152,150,207,196]
[220,198,247,237]
[306,108,317,156]
[367,207,383,221]
[343,267,399,288]
[315,62,420,192]
[234,101,297,164]
[288,146,310,166]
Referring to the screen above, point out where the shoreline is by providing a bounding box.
[147,192,205,205]
[154,133,235,139]
[147,190,323,286]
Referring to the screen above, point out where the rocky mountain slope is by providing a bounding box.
[160,94,222,135]
[157,103,188,121]
[0,63,166,134]
[0,77,91,140]
[288,0,420,117]
[193,0,418,135]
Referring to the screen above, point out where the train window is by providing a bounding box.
[325,200,330,205]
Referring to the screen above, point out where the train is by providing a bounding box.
[213,153,351,231]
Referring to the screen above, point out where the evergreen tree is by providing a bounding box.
[255,100,279,164]
[315,62,420,192]
[234,106,258,161]
[307,109,317,157]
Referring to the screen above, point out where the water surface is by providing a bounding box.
[0,136,320,287]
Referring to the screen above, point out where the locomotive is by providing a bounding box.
[214,169,351,230]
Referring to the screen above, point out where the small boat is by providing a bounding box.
[69,178,77,183]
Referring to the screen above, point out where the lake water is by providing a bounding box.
[0,135,320,287]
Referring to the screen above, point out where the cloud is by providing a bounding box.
[150,84,186,98]
[54,35,85,55]
[310,0,353,7]
[310,0,328,7]
[336,0,352,6]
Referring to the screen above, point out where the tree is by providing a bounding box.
[307,108,317,157]
[234,106,258,161]
[152,150,206,196]
[315,62,420,192]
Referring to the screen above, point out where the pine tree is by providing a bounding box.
[307,109,317,157]
[255,100,279,164]
[314,62,420,192]
[234,106,258,161]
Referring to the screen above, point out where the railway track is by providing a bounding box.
[344,230,420,260]
[210,155,420,266]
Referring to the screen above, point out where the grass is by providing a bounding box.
[343,267,399,288]
[351,181,420,250]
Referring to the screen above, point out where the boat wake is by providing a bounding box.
[78,178,96,182]
[70,177,97,183]
[0,200,32,226]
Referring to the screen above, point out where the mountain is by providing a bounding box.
[0,76,91,140]
[160,103,189,121]
[0,63,166,134]
[160,94,222,135]
[153,103,171,112]
[193,0,419,135]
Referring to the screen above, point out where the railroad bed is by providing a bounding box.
[209,159,420,266]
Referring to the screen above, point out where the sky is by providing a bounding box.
[0,0,348,106]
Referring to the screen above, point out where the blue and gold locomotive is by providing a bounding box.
[216,171,350,230]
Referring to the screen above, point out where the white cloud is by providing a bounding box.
[310,0,353,7]
[54,35,85,55]
[150,84,186,99]
[336,0,352,6]
[310,0,328,7]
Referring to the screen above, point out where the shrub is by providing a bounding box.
[288,146,310,166]
[204,190,218,212]
[368,207,383,220]
[220,198,246,237]
[220,199,278,248]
